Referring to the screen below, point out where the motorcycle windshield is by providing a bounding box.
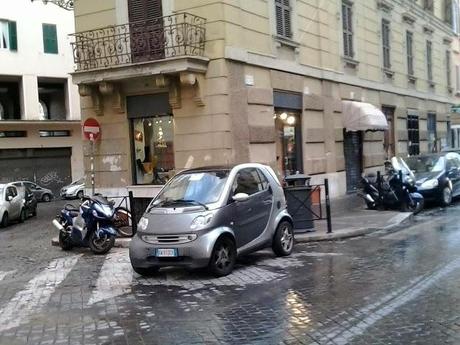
[391,157,415,180]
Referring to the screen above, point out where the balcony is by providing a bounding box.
[70,13,207,74]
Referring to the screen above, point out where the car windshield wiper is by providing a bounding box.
[147,198,209,212]
[167,199,209,210]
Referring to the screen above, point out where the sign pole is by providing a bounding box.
[90,135,95,196]
[83,118,101,197]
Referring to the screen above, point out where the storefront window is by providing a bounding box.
[132,115,174,185]
[274,110,302,178]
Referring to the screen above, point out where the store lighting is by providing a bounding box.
[287,116,296,125]
[280,112,288,120]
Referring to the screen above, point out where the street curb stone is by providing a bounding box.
[51,237,131,248]
[294,212,414,243]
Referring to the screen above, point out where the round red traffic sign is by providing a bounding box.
[83,118,101,141]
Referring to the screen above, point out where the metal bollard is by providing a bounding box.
[325,178,332,234]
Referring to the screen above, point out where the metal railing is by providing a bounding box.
[70,13,206,72]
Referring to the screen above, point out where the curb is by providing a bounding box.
[51,237,132,248]
[294,212,414,243]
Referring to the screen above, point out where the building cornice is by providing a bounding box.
[225,46,454,105]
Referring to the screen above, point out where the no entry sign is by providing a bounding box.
[83,118,101,141]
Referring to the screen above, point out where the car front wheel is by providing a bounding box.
[440,186,452,207]
[42,194,51,202]
[272,221,294,256]
[208,236,236,277]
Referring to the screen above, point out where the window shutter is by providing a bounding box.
[8,21,17,51]
[284,8,291,37]
[275,1,284,36]
[43,24,58,54]
[128,0,162,22]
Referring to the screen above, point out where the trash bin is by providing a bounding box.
[283,173,314,233]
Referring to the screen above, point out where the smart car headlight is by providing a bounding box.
[138,216,149,231]
[190,214,213,230]
[420,179,439,189]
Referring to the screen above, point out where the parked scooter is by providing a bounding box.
[358,156,424,214]
[52,195,118,254]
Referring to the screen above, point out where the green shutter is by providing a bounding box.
[8,21,17,51]
[42,24,58,54]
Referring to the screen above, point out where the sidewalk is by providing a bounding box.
[295,194,413,242]
[52,195,413,247]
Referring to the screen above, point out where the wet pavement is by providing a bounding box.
[0,201,459,344]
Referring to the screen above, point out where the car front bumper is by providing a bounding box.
[129,228,230,269]
[417,187,443,202]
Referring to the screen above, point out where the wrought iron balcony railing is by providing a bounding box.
[70,13,206,72]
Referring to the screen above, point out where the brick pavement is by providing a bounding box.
[0,201,459,344]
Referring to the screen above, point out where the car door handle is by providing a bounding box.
[262,198,272,205]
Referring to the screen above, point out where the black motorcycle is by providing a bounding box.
[53,195,120,254]
[358,157,424,214]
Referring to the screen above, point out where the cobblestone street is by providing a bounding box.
[0,201,459,345]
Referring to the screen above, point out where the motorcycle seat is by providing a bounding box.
[64,204,80,214]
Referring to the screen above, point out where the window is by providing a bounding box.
[39,130,70,137]
[0,20,17,51]
[232,168,265,196]
[428,113,437,152]
[0,131,26,138]
[424,0,434,12]
[406,31,414,76]
[342,1,353,58]
[382,19,391,69]
[275,0,291,38]
[42,24,58,54]
[132,115,174,185]
[407,114,420,155]
[445,0,453,25]
[5,186,17,200]
[427,41,433,82]
[446,50,452,88]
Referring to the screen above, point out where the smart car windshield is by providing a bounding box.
[405,155,445,173]
[149,170,230,210]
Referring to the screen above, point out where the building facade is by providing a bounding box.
[0,0,82,195]
[71,0,458,198]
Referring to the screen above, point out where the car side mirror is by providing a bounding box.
[7,195,13,202]
[232,193,250,202]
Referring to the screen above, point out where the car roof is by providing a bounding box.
[180,163,271,174]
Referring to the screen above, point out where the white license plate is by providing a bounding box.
[155,248,178,257]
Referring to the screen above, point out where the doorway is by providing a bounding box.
[343,130,363,193]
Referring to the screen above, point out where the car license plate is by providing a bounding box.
[155,248,178,257]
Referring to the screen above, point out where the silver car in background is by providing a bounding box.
[0,183,27,227]
[60,177,85,199]
[129,163,294,277]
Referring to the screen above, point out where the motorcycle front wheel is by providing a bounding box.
[401,199,424,215]
[89,231,115,255]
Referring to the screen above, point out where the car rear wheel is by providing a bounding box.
[208,236,236,277]
[132,266,159,276]
[441,186,452,207]
[272,221,294,256]
[1,213,8,228]
[42,194,51,202]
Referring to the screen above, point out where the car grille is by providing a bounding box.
[148,235,195,245]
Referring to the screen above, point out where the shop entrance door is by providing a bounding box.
[343,130,363,193]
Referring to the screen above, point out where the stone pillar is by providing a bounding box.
[21,75,39,120]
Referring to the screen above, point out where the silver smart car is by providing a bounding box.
[129,163,294,277]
